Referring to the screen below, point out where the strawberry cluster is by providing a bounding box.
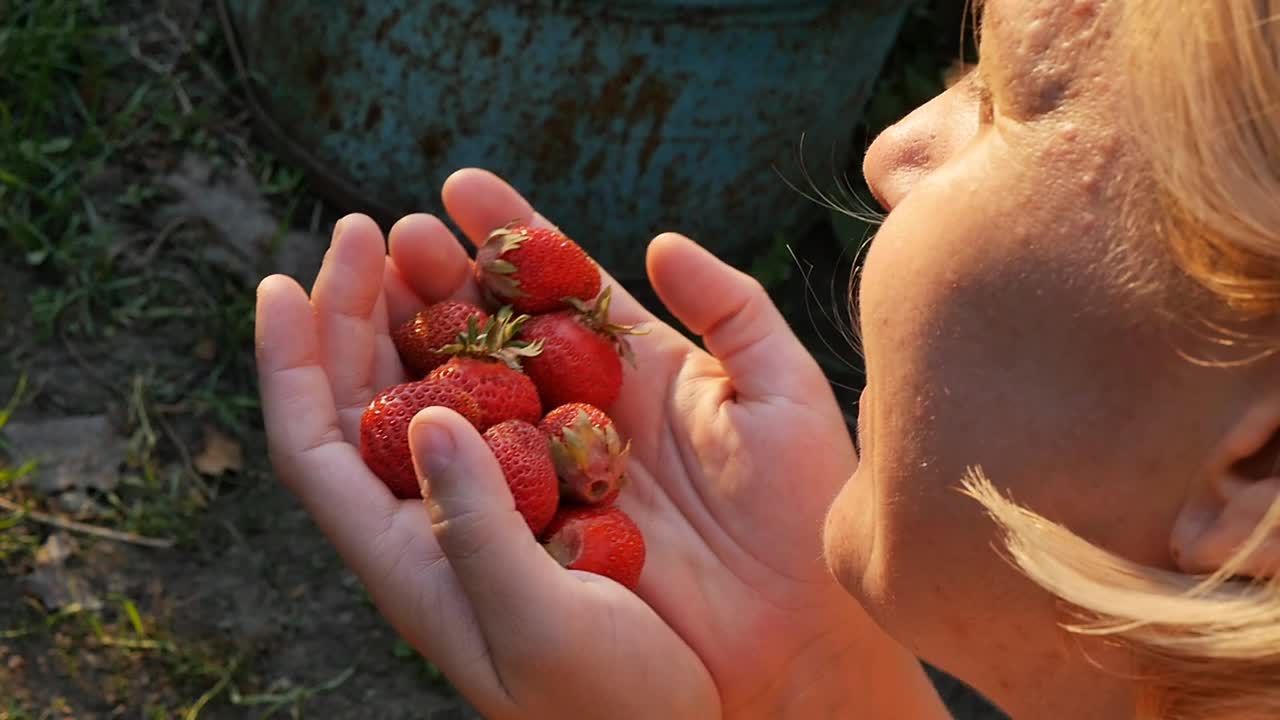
[359,223,646,591]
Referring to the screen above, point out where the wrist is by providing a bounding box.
[766,605,948,720]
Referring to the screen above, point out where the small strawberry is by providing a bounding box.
[538,403,630,505]
[474,223,601,314]
[519,286,647,411]
[482,420,560,536]
[393,300,490,377]
[428,307,544,430]
[543,506,646,591]
[360,379,483,499]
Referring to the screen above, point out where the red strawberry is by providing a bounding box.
[543,506,646,591]
[538,403,630,505]
[428,307,544,430]
[392,300,489,377]
[475,223,601,314]
[360,379,483,499]
[482,420,560,535]
[520,287,646,411]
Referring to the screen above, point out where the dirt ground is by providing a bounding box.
[0,174,481,718]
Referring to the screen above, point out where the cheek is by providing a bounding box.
[857,159,1190,580]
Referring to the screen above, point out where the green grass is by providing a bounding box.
[0,0,290,431]
[1,592,247,719]
[0,2,344,711]
[0,1,313,518]
[0,5,281,707]
[0,378,40,567]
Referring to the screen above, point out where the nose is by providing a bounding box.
[861,82,982,211]
[862,121,935,212]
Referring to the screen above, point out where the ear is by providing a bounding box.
[1171,398,1280,578]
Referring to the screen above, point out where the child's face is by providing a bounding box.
[824,0,1235,714]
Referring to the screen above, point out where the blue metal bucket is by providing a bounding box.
[218,0,906,279]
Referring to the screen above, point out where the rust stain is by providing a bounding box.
[582,149,607,181]
[315,86,334,116]
[533,96,582,182]
[480,30,503,58]
[303,52,329,85]
[303,52,335,116]
[630,75,675,175]
[417,127,455,160]
[375,8,405,44]
[364,101,383,132]
[577,39,602,77]
[660,166,690,209]
[589,54,646,124]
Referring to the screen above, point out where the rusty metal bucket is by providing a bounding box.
[217,0,906,279]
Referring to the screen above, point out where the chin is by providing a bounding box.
[821,466,881,609]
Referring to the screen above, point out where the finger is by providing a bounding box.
[439,168,652,326]
[310,214,403,442]
[646,232,823,402]
[369,291,403,392]
[387,213,484,307]
[410,407,574,660]
[383,257,425,329]
[255,274,403,555]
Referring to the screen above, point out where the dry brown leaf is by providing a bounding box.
[193,426,243,477]
[157,154,326,287]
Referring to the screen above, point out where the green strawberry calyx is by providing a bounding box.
[477,223,533,300]
[563,286,650,367]
[438,305,544,371]
[548,409,631,502]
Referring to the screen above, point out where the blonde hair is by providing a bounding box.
[965,5,1280,718]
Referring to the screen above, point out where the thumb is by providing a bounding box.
[646,232,825,401]
[410,407,570,653]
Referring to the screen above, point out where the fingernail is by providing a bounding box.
[333,216,348,241]
[412,421,456,478]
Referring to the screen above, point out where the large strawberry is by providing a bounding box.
[519,286,646,411]
[392,300,489,377]
[542,506,646,591]
[538,403,629,506]
[360,379,483,499]
[428,307,544,430]
[482,420,560,536]
[474,223,601,314]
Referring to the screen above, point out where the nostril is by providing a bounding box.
[862,125,934,214]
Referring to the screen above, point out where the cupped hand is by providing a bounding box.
[255,169,918,719]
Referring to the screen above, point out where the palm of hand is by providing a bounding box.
[613,317,860,714]
[255,170,859,719]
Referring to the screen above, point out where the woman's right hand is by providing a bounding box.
[255,169,944,719]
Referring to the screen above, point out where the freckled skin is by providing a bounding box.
[824,1,1242,718]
